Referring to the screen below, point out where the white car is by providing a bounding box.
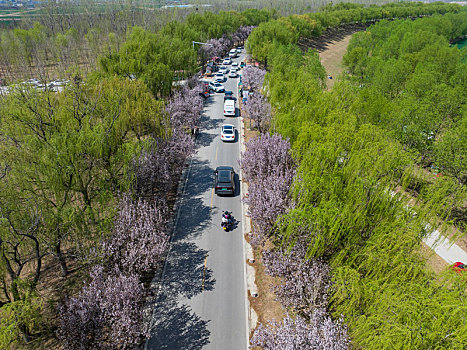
[215,72,225,82]
[224,99,236,116]
[231,62,239,71]
[47,79,70,91]
[222,58,232,65]
[208,81,225,93]
[218,66,228,74]
[236,47,242,54]
[228,70,238,78]
[48,79,69,87]
[22,78,41,86]
[221,124,236,142]
[229,49,238,58]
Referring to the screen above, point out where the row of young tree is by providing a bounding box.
[241,3,466,349]
[0,5,274,85]
[247,2,464,63]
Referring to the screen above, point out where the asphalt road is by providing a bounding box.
[145,53,247,350]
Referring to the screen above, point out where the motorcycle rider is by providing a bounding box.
[222,211,233,228]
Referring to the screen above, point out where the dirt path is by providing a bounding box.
[319,34,353,89]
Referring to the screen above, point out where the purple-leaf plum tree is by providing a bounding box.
[58,266,146,349]
[250,309,349,350]
[242,66,266,91]
[103,194,169,276]
[243,92,271,133]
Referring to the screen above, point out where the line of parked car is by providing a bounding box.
[213,47,243,197]
[0,78,70,96]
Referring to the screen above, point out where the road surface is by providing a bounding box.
[145,53,247,350]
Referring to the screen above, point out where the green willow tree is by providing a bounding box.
[0,76,165,279]
[252,5,467,349]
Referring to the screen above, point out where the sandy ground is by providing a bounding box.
[318,34,353,89]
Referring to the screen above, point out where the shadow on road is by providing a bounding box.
[164,241,215,299]
[197,130,217,148]
[201,112,224,132]
[146,293,211,350]
[145,240,214,349]
[186,159,214,197]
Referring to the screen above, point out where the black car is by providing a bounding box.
[223,90,236,101]
[214,166,235,195]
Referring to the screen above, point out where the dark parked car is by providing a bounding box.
[224,90,236,101]
[214,166,235,195]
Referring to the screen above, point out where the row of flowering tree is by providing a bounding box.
[201,26,255,59]
[240,131,350,348]
[57,82,204,348]
[242,66,272,132]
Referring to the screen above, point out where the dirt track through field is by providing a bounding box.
[319,34,353,89]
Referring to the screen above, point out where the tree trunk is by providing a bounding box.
[19,324,32,343]
[55,242,68,277]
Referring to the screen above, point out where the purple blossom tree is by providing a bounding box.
[242,66,266,91]
[166,84,204,131]
[201,38,223,58]
[160,132,195,177]
[99,270,147,348]
[246,173,294,245]
[164,84,201,177]
[240,133,295,244]
[252,242,349,349]
[240,133,294,184]
[250,309,349,350]
[201,35,233,59]
[103,194,169,275]
[132,147,171,198]
[243,92,271,133]
[262,242,331,314]
[232,26,255,44]
[58,266,146,349]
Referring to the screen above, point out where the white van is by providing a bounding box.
[229,49,237,58]
[224,99,236,116]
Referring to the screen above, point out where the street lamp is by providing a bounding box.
[192,41,213,49]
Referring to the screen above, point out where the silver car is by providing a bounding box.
[228,70,238,78]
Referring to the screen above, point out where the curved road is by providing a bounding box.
[145,53,247,350]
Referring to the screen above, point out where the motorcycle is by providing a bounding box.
[221,211,234,231]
